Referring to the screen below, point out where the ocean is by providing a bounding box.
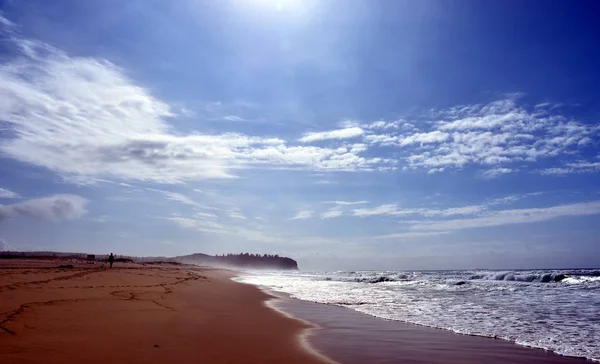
[237,269,600,362]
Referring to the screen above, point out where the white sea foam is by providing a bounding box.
[238,269,600,362]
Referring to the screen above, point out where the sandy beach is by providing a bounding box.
[0,259,328,364]
[2,259,594,364]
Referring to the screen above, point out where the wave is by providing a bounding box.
[238,268,600,362]
[468,271,570,283]
[352,274,410,284]
[325,301,370,306]
[326,270,600,285]
[467,270,600,283]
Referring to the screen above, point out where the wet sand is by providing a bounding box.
[273,292,593,364]
[0,260,328,364]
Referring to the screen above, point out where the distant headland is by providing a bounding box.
[0,251,299,270]
[166,253,299,270]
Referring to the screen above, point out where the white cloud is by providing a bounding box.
[0,21,597,189]
[353,204,398,217]
[534,102,551,109]
[487,195,522,205]
[166,216,233,236]
[146,189,210,209]
[363,133,399,146]
[165,215,282,243]
[298,127,364,143]
[291,210,313,220]
[362,97,599,174]
[165,216,202,229]
[438,111,528,131]
[540,168,571,175]
[223,115,247,122]
[482,167,513,178]
[427,167,445,174]
[195,212,217,219]
[362,120,402,130]
[323,200,368,206]
[0,14,15,28]
[374,231,451,239]
[321,210,343,219]
[399,131,450,146]
[352,203,486,218]
[0,194,87,221]
[228,210,247,220]
[411,201,600,231]
[433,205,486,216]
[315,179,337,185]
[0,188,20,199]
[540,161,600,176]
[0,34,388,185]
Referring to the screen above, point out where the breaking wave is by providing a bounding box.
[239,268,600,361]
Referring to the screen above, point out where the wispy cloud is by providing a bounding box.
[321,210,343,219]
[299,127,364,143]
[1,17,598,192]
[0,194,87,221]
[146,189,210,209]
[1,26,597,185]
[165,216,225,235]
[0,188,20,199]
[540,161,600,176]
[291,210,313,220]
[166,215,282,243]
[374,231,451,239]
[410,201,600,231]
[353,204,399,217]
[399,130,450,146]
[323,200,369,206]
[362,120,403,130]
[228,210,247,220]
[352,204,487,218]
[195,212,218,219]
[217,115,267,123]
[223,115,248,122]
[482,167,514,178]
[0,13,15,28]
[364,98,598,175]
[0,33,389,185]
[314,179,337,185]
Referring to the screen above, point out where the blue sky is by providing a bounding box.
[0,0,599,270]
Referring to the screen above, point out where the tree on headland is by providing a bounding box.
[211,253,297,270]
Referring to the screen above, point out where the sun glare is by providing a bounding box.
[247,0,301,11]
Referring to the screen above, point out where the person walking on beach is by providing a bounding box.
[108,253,115,268]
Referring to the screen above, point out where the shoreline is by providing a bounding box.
[3,259,594,364]
[0,260,329,363]
[262,295,337,364]
[246,279,596,364]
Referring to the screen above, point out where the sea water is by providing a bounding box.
[237,269,600,361]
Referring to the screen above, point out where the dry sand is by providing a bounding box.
[0,259,329,364]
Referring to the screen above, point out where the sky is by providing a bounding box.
[0,0,599,270]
